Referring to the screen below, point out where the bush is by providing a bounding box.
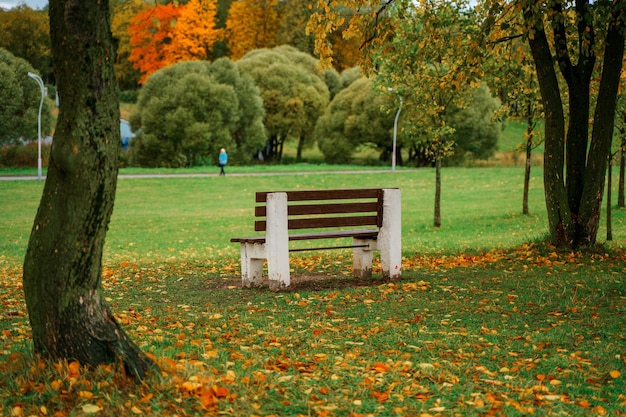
[129,58,266,167]
[0,142,50,168]
[119,90,138,103]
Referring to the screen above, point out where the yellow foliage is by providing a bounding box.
[225,0,281,60]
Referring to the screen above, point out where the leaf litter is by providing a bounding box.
[0,245,625,416]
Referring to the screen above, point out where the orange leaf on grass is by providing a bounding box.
[214,386,229,398]
[68,361,80,377]
[371,391,389,403]
[372,362,389,373]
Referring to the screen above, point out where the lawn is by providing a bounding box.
[1,167,625,416]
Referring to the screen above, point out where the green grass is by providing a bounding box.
[1,167,625,416]
[499,119,545,153]
[3,166,625,264]
[2,167,549,262]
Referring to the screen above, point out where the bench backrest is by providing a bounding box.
[254,189,385,232]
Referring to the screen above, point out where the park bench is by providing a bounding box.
[230,188,401,290]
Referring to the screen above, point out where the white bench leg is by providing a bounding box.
[266,193,290,290]
[353,238,375,279]
[379,188,402,279]
[240,243,266,288]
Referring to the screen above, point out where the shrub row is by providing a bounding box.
[0,143,50,168]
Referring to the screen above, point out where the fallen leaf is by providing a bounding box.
[82,404,101,414]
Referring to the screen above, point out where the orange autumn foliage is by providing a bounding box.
[168,0,223,63]
[128,4,182,84]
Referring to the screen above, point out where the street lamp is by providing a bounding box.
[388,88,403,173]
[27,72,45,181]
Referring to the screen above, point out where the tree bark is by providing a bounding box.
[577,15,624,245]
[22,0,155,380]
[524,9,570,245]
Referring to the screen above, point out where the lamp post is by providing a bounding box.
[27,72,45,181]
[388,88,403,173]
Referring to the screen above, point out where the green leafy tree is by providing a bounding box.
[445,84,502,165]
[375,0,482,227]
[0,5,52,81]
[111,0,143,90]
[484,21,544,215]
[315,77,395,164]
[339,66,363,89]
[310,0,624,246]
[129,58,266,167]
[0,48,53,146]
[237,45,329,162]
[23,0,155,380]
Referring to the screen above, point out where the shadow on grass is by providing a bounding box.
[206,273,401,292]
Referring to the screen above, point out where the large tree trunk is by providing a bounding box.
[523,3,624,248]
[22,0,155,380]
[524,10,570,244]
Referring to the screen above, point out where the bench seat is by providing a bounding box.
[230,228,379,244]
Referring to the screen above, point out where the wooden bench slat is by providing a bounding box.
[256,188,381,203]
[255,215,379,232]
[288,229,379,241]
[255,201,379,217]
[230,228,379,245]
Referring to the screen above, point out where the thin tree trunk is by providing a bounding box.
[296,136,304,162]
[618,133,625,208]
[22,0,155,380]
[578,18,624,245]
[607,153,613,241]
[523,113,533,215]
[434,157,441,227]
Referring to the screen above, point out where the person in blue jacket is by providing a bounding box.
[218,148,228,176]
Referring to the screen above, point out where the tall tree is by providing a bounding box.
[310,0,626,248]
[487,38,543,215]
[0,5,52,81]
[315,76,396,164]
[167,0,223,62]
[225,0,280,60]
[237,45,329,162]
[375,0,482,227]
[22,0,155,380]
[0,48,53,146]
[129,58,266,167]
[111,0,143,90]
[514,0,625,247]
[128,3,181,84]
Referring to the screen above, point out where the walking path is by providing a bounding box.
[0,169,408,181]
